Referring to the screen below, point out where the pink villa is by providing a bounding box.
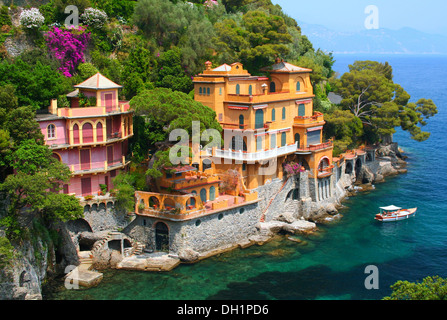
[36,73,134,196]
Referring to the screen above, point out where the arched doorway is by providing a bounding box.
[149,196,160,209]
[186,196,196,210]
[318,157,330,172]
[155,222,169,252]
[294,133,300,148]
[355,158,362,176]
[231,136,247,151]
[345,161,353,174]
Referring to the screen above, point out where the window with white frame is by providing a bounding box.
[47,124,56,139]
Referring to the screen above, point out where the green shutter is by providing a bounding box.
[298,104,305,117]
[281,132,287,147]
[255,109,264,129]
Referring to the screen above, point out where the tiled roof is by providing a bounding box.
[74,73,122,90]
[261,61,312,73]
[212,64,232,72]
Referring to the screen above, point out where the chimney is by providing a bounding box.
[205,61,212,71]
[49,99,58,115]
[262,83,268,95]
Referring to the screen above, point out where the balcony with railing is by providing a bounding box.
[317,164,335,178]
[56,101,132,118]
[160,173,221,191]
[296,140,333,153]
[212,142,299,162]
[293,112,325,127]
[219,122,249,130]
[70,155,131,175]
[226,91,293,104]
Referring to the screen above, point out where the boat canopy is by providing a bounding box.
[380,205,401,211]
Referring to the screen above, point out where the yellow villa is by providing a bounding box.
[193,58,334,190]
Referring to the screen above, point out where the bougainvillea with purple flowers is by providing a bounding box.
[44,26,91,77]
[284,162,306,176]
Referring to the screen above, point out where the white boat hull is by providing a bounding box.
[375,208,417,222]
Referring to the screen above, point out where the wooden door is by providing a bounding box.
[107,145,114,165]
[80,149,91,170]
[105,93,113,112]
[81,177,91,196]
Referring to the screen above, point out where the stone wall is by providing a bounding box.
[76,200,130,232]
[125,201,261,256]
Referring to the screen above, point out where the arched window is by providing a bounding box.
[209,186,216,201]
[239,114,244,129]
[271,108,275,121]
[82,123,93,143]
[282,107,286,120]
[270,81,276,93]
[298,104,305,117]
[296,81,301,92]
[200,188,207,203]
[231,136,247,151]
[199,87,202,95]
[96,122,103,142]
[47,124,55,139]
[236,84,240,95]
[207,87,210,96]
[248,85,253,96]
[73,124,79,144]
[318,157,330,171]
[281,132,287,147]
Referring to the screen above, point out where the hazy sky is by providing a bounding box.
[271,0,447,36]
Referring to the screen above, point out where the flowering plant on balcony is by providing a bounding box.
[19,8,44,29]
[284,162,306,176]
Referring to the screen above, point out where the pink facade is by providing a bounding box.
[36,73,134,197]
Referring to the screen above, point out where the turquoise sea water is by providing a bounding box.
[45,54,447,300]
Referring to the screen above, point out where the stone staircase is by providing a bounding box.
[89,230,145,258]
[133,242,145,256]
[78,251,94,271]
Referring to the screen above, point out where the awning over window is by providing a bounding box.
[307,126,323,132]
[296,99,313,104]
[228,105,249,110]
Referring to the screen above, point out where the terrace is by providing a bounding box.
[56,101,131,118]
[212,142,299,162]
[135,189,259,221]
[226,90,313,104]
[293,112,325,127]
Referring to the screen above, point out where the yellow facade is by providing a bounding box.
[193,59,334,189]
